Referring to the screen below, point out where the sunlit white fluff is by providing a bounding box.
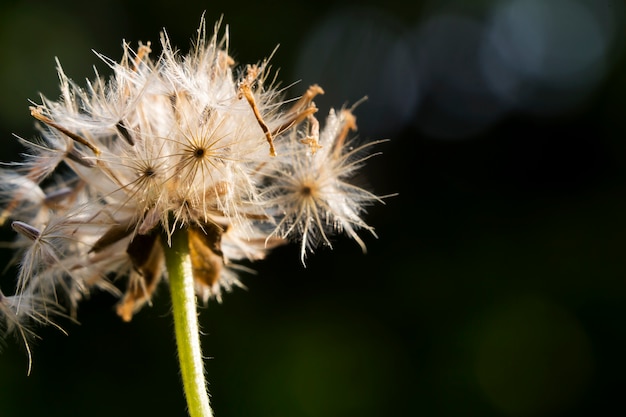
[0,17,385,367]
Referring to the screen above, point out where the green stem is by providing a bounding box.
[163,228,214,417]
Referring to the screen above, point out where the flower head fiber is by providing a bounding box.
[0,16,384,370]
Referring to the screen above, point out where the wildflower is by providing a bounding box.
[0,15,386,417]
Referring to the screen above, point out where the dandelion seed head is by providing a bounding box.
[0,16,387,356]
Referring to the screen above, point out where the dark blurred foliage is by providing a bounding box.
[1,0,626,416]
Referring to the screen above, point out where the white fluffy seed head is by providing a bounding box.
[0,16,386,352]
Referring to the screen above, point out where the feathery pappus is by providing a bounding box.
[0,17,385,370]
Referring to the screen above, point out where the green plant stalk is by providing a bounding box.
[163,228,214,417]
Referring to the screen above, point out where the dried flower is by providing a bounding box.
[0,16,384,378]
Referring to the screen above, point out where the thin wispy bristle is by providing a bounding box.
[0,16,386,361]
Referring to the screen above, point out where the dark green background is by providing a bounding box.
[1,1,625,416]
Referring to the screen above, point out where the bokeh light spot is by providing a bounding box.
[294,6,419,138]
[474,295,593,416]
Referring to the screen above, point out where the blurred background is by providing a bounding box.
[1,0,625,416]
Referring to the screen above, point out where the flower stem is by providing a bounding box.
[163,228,214,417]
